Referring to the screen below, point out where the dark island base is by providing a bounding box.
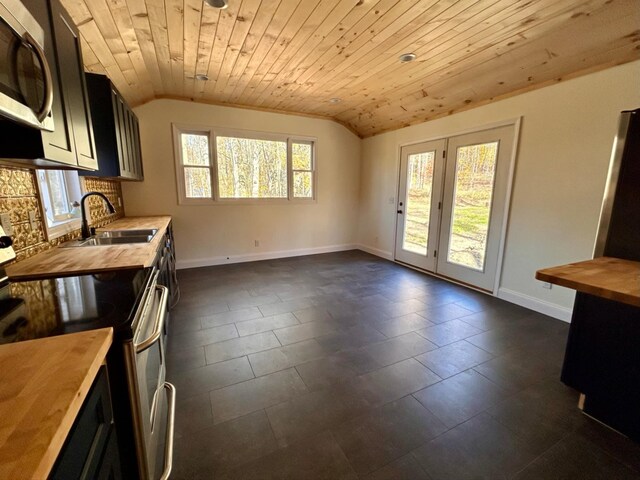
[561,292,640,441]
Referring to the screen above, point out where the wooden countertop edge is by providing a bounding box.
[535,257,640,308]
[535,270,639,307]
[0,328,113,479]
[6,216,171,281]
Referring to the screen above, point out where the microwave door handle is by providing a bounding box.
[159,382,176,480]
[135,285,169,353]
[23,33,53,123]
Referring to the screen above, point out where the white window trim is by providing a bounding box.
[36,169,84,240]
[172,124,317,206]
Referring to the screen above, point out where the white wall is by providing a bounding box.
[122,99,361,268]
[358,61,640,320]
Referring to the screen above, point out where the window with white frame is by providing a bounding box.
[36,169,83,239]
[173,125,316,204]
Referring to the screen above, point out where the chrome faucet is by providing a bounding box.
[80,192,116,239]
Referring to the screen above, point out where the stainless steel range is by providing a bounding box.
[0,227,176,479]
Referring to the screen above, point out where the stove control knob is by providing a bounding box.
[0,236,13,248]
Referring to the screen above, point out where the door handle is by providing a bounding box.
[397,210,403,214]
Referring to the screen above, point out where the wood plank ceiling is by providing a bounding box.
[61,0,640,137]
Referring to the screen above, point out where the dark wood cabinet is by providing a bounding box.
[81,73,144,181]
[50,366,122,480]
[0,0,97,170]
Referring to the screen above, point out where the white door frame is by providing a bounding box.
[393,117,521,295]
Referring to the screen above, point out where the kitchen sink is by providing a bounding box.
[95,229,158,238]
[60,230,157,247]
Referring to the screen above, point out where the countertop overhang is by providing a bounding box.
[0,328,113,479]
[535,256,640,307]
[6,216,171,281]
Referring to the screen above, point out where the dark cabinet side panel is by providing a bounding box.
[49,0,97,170]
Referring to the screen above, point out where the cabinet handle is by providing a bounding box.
[23,33,53,123]
[159,382,176,480]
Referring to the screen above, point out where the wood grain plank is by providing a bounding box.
[212,0,264,96]
[166,0,185,96]
[233,0,320,103]
[183,0,204,97]
[248,0,345,105]
[124,0,165,97]
[226,0,301,102]
[146,0,173,94]
[263,0,439,107]
[216,0,284,99]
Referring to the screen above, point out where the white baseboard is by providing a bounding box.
[176,243,357,269]
[356,244,394,260]
[498,287,572,322]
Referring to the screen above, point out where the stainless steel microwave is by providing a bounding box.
[0,0,54,130]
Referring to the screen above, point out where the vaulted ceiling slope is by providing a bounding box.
[62,0,640,137]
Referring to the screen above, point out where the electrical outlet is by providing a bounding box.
[0,213,13,236]
[542,282,552,289]
[28,210,37,231]
[254,240,260,247]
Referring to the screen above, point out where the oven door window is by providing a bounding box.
[0,18,44,111]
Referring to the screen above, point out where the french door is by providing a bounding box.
[395,125,515,292]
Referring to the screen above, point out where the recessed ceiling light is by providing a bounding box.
[204,0,228,8]
[329,98,342,104]
[195,74,209,81]
[399,52,417,63]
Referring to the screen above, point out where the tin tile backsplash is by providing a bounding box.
[0,166,125,262]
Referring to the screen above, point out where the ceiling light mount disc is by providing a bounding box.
[204,0,228,8]
[399,52,417,63]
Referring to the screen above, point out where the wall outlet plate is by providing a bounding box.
[542,282,552,289]
[28,210,37,231]
[0,213,13,236]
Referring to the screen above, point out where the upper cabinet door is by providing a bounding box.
[81,73,144,181]
[49,0,97,170]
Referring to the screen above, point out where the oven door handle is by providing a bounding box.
[160,382,176,480]
[135,285,169,353]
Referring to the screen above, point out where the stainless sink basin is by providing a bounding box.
[60,231,157,247]
[95,228,158,238]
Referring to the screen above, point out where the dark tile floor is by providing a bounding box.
[166,250,640,480]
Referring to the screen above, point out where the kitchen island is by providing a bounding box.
[0,328,113,478]
[536,256,640,441]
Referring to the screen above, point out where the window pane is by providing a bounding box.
[402,152,435,255]
[181,133,210,166]
[46,171,70,216]
[184,167,212,198]
[216,136,287,198]
[293,171,312,198]
[447,142,498,271]
[292,143,312,170]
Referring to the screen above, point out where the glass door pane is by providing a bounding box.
[403,151,435,255]
[447,142,498,271]
[436,125,515,292]
[395,139,446,272]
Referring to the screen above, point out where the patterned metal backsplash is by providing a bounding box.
[0,167,125,262]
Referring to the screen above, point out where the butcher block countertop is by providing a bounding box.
[0,328,112,479]
[6,216,171,280]
[536,257,640,307]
